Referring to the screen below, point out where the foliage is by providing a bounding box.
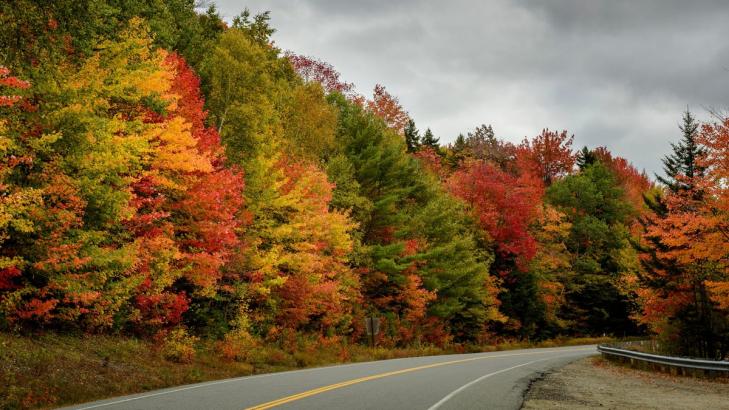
[0,21,246,335]
[635,115,729,359]
[517,129,575,186]
[657,110,706,193]
[329,94,499,343]
[287,53,356,97]
[1,2,722,359]
[547,162,639,335]
[366,84,409,135]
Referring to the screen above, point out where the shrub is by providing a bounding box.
[158,328,198,363]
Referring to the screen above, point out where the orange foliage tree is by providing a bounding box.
[636,118,729,358]
[366,84,409,135]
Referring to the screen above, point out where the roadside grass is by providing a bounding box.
[0,332,612,410]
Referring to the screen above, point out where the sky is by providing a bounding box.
[208,0,729,176]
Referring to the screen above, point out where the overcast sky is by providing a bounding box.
[210,0,729,176]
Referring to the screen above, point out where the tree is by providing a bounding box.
[576,146,598,170]
[0,20,249,334]
[657,109,705,193]
[329,94,499,343]
[700,117,729,320]
[464,125,516,171]
[280,82,339,160]
[526,205,573,335]
[286,53,356,97]
[591,147,652,213]
[447,159,544,337]
[242,159,359,337]
[366,84,409,135]
[449,161,542,272]
[404,119,421,153]
[547,162,638,335]
[421,128,440,150]
[517,129,574,185]
[447,134,469,168]
[200,26,362,341]
[636,116,729,359]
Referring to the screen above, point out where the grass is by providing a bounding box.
[0,332,613,410]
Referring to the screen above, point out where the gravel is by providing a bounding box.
[522,356,729,410]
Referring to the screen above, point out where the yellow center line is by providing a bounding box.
[244,347,594,410]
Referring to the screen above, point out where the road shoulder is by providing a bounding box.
[521,356,729,410]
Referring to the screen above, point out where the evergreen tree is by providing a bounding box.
[575,146,598,170]
[327,94,498,342]
[656,109,705,193]
[448,134,469,167]
[404,119,421,153]
[637,110,721,358]
[421,128,440,149]
[547,162,639,335]
[466,124,515,171]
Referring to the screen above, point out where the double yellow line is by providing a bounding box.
[245,347,593,409]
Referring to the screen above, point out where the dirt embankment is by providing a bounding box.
[522,356,729,410]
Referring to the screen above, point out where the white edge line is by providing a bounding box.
[69,346,595,409]
[68,362,362,409]
[426,357,554,410]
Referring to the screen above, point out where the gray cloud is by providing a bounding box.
[210,0,729,176]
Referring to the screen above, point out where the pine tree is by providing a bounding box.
[657,109,705,193]
[636,110,725,358]
[404,119,421,153]
[546,162,638,335]
[448,134,468,168]
[575,146,597,170]
[421,128,440,150]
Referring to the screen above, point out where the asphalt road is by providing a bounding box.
[63,345,596,410]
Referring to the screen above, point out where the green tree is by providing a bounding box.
[447,133,469,168]
[328,94,499,343]
[404,119,421,153]
[575,146,597,170]
[657,109,705,194]
[421,128,440,150]
[547,162,638,335]
[0,0,225,73]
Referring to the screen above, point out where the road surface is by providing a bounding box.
[63,345,596,410]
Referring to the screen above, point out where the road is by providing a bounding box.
[62,345,596,410]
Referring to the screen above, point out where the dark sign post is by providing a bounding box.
[364,316,381,347]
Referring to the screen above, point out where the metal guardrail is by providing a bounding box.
[597,343,729,373]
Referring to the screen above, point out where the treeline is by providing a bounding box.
[0,2,727,359]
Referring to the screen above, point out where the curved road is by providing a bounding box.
[63,345,596,410]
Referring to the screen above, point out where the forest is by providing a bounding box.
[1,1,728,363]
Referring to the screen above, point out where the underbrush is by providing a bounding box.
[0,332,613,409]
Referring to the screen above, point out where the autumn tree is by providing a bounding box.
[468,125,515,170]
[0,20,248,335]
[583,147,653,215]
[636,115,729,358]
[447,159,543,337]
[201,22,362,343]
[525,206,573,336]
[241,159,359,337]
[366,84,409,135]
[700,117,729,320]
[286,53,356,97]
[0,0,225,75]
[518,129,575,185]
